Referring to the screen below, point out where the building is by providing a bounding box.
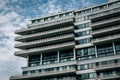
[10,0,120,80]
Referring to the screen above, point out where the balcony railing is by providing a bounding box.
[92,24,120,35]
[15,41,75,56]
[15,17,74,34]
[90,7,120,19]
[92,33,120,44]
[91,16,120,28]
[97,73,120,80]
[15,26,73,41]
[10,67,76,80]
[94,62,120,71]
[15,33,74,48]
[28,16,74,27]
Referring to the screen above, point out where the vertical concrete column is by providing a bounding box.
[40,53,42,65]
[112,42,116,55]
[73,48,76,60]
[95,46,98,57]
[57,51,60,62]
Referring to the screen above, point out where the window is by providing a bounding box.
[77,47,95,56]
[80,73,96,79]
[76,38,92,45]
[115,44,120,50]
[115,43,120,55]
[59,14,64,17]
[85,9,91,14]
[97,44,113,53]
[62,66,67,70]
[29,62,40,67]
[99,5,107,9]
[44,18,48,21]
[32,20,37,24]
[97,44,114,57]
[42,52,57,64]
[74,22,90,29]
[76,47,95,61]
[28,55,40,66]
[60,49,74,62]
[23,71,27,75]
[77,64,89,70]
[76,15,90,22]
[31,70,35,74]
[29,55,40,62]
[84,16,89,20]
[75,30,91,37]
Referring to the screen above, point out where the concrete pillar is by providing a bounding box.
[40,53,42,65]
[95,46,98,57]
[57,51,60,62]
[73,48,76,60]
[112,42,116,55]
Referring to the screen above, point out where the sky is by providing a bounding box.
[0,0,108,80]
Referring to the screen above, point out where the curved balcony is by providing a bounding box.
[15,34,74,49]
[10,67,76,80]
[92,34,120,44]
[15,26,74,41]
[15,17,74,35]
[15,41,75,57]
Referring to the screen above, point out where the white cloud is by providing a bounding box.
[38,0,62,15]
[0,0,105,80]
[0,11,27,80]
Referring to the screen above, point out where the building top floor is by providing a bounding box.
[29,0,119,24]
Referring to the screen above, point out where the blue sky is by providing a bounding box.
[0,0,108,80]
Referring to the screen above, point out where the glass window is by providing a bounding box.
[74,22,90,29]
[76,38,92,45]
[29,55,40,62]
[97,44,113,54]
[54,15,58,19]
[42,52,57,64]
[32,20,38,24]
[59,14,64,17]
[75,30,91,37]
[60,49,73,62]
[76,47,95,56]
[81,73,89,79]
[84,16,89,20]
[31,70,35,74]
[89,73,96,78]
[23,71,27,75]
[44,18,48,21]
[80,73,96,79]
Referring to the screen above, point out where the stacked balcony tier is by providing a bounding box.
[14,16,75,57]
[15,41,75,57]
[10,65,76,80]
[91,7,120,44]
[15,17,74,35]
